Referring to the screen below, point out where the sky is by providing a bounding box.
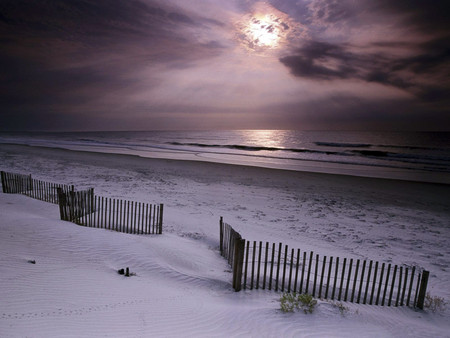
[0,0,449,131]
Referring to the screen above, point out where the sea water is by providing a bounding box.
[1,130,449,184]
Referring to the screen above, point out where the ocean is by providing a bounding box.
[1,130,449,184]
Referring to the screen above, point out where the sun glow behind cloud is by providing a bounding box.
[247,14,283,48]
[235,2,302,53]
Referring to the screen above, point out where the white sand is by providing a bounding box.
[1,144,449,337]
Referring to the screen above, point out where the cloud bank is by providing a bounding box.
[0,0,449,131]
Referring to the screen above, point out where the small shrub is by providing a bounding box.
[280,293,298,313]
[424,293,446,313]
[297,294,317,314]
[280,293,317,314]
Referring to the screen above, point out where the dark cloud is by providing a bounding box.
[295,0,450,34]
[280,37,450,103]
[0,0,224,60]
[1,1,164,43]
[306,0,356,25]
[279,41,355,80]
[374,0,450,33]
[0,0,228,130]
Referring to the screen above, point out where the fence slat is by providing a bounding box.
[145,203,149,234]
[288,248,294,293]
[263,242,269,290]
[256,241,262,290]
[332,257,339,300]
[376,263,385,305]
[351,259,360,303]
[101,196,104,228]
[319,256,326,298]
[313,254,319,297]
[294,249,300,293]
[125,201,129,233]
[152,204,156,234]
[382,264,391,306]
[344,258,353,302]
[357,260,366,304]
[396,266,402,307]
[275,243,282,291]
[401,267,408,306]
[108,198,112,230]
[139,201,143,234]
[407,267,415,307]
[388,265,398,306]
[243,241,249,290]
[338,258,347,301]
[282,245,288,292]
[269,243,275,291]
[112,198,116,230]
[133,201,137,234]
[369,261,377,305]
[251,241,256,290]
[306,251,313,294]
[325,256,333,299]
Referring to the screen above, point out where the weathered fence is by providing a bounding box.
[1,171,74,204]
[219,218,429,309]
[58,189,163,235]
[1,171,164,235]
[57,188,95,223]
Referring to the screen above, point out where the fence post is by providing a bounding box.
[233,238,245,292]
[158,204,164,234]
[1,171,6,193]
[220,217,224,254]
[57,188,66,221]
[416,270,429,310]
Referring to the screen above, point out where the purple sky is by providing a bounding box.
[1,0,449,131]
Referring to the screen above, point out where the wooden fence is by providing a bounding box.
[1,171,74,204]
[58,189,163,235]
[220,218,429,309]
[1,171,164,235]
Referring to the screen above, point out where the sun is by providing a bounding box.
[246,14,284,48]
[235,2,300,53]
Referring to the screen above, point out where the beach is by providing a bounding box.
[1,143,449,337]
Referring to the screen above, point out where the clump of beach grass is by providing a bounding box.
[280,293,317,314]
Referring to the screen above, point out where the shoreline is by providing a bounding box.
[1,142,449,186]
